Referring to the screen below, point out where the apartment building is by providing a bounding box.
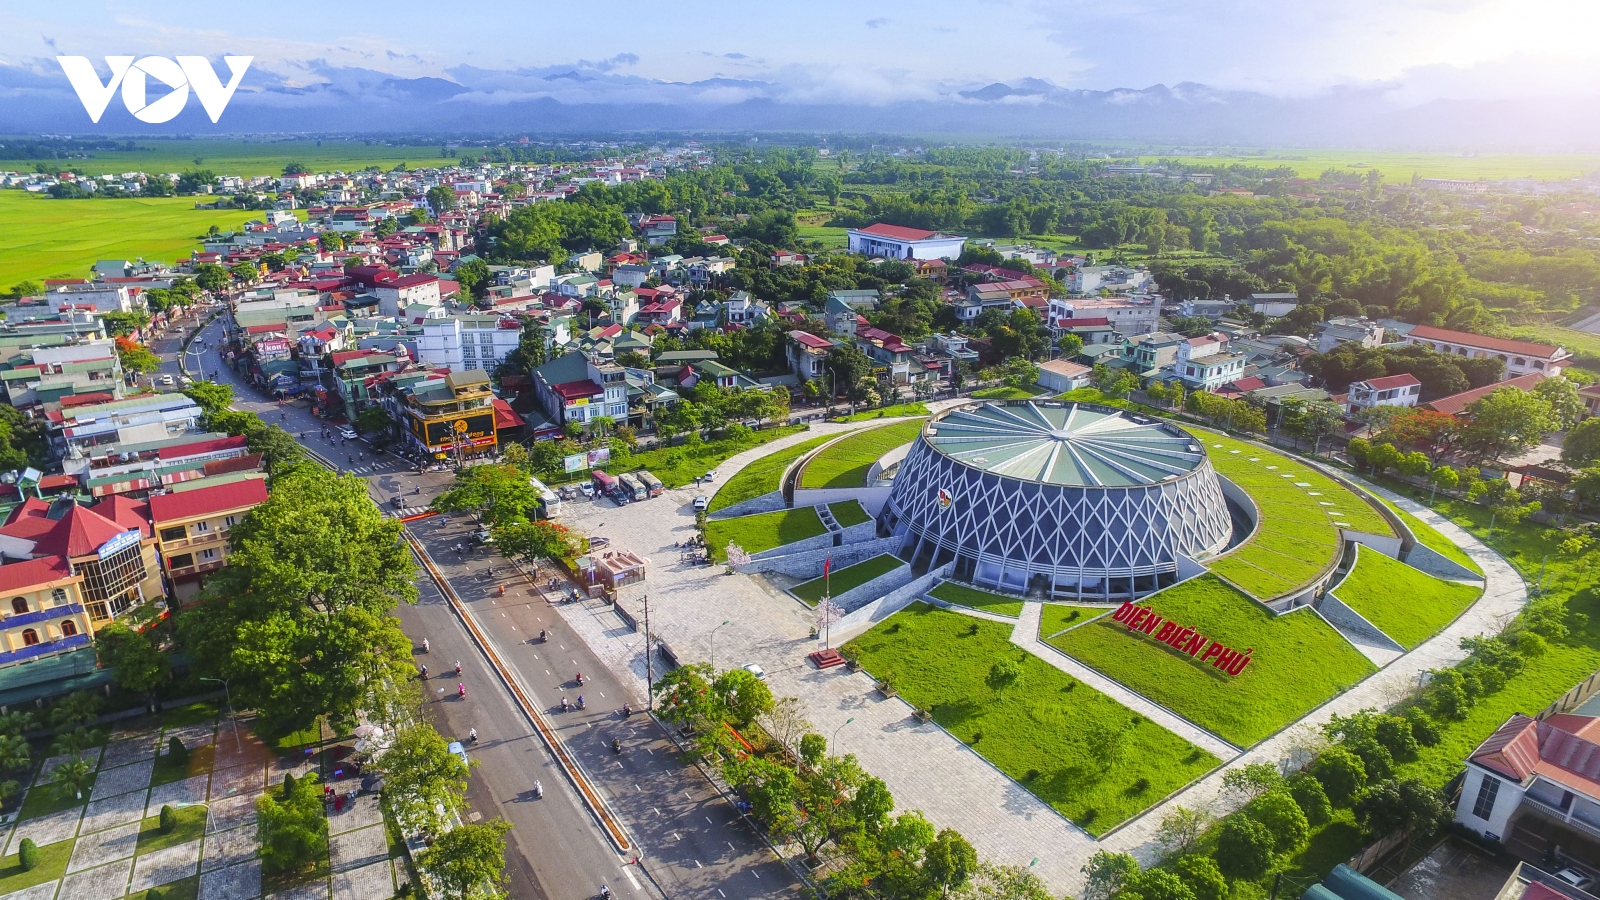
[149,479,269,600]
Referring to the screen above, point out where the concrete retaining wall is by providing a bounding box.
[1343,528,1403,560]
[792,485,894,516]
[733,536,902,579]
[750,528,837,560]
[1318,591,1404,654]
[823,560,917,612]
[709,490,789,520]
[832,563,956,643]
[1403,543,1482,582]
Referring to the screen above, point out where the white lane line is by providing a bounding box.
[652,807,660,816]
[694,860,703,869]
[704,816,712,824]
[752,870,761,879]
[623,866,642,892]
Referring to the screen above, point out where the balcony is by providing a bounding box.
[1522,793,1600,842]
[0,634,91,667]
[160,531,223,551]
[0,603,87,631]
[168,559,225,578]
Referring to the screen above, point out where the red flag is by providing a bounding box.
[823,557,831,578]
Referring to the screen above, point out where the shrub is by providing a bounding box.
[1310,746,1367,806]
[166,736,188,767]
[1347,737,1395,783]
[17,837,37,871]
[1172,855,1227,900]
[1374,715,1419,762]
[1247,790,1309,854]
[1405,708,1441,747]
[1213,816,1275,880]
[160,804,177,834]
[1286,774,1333,827]
[1134,869,1196,900]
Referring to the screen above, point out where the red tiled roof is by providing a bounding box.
[1422,372,1545,416]
[492,398,521,431]
[148,479,268,524]
[791,331,834,350]
[1355,373,1421,390]
[0,556,73,594]
[22,503,136,558]
[60,392,116,408]
[94,495,152,536]
[856,222,939,241]
[37,474,80,490]
[157,435,248,461]
[205,453,263,477]
[1407,325,1566,360]
[550,380,602,400]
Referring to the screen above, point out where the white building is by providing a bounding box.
[1456,712,1600,850]
[375,274,442,318]
[1174,335,1245,390]
[846,223,966,261]
[1403,325,1570,380]
[1249,293,1301,317]
[1049,297,1160,336]
[788,331,835,383]
[1035,359,1093,393]
[1067,265,1153,295]
[416,315,522,373]
[51,284,133,314]
[1346,373,1421,414]
[1316,316,1387,353]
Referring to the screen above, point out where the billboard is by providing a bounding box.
[563,453,587,473]
[416,411,496,450]
[587,447,611,466]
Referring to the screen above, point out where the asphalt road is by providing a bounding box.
[155,311,799,900]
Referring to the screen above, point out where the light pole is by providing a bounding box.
[831,716,855,751]
[200,676,240,751]
[710,620,730,672]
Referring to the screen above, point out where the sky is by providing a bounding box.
[5,0,1600,105]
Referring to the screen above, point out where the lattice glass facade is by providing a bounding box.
[881,402,1233,600]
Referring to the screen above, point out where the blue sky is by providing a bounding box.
[5,0,1599,106]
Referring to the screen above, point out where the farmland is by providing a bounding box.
[1127,149,1600,182]
[1048,575,1378,746]
[0,138,450,178]
[842,603,1219,834]
[798,420,925,489]
[1332,549,1482,650]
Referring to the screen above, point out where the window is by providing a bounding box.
[159,526,187,542]
[60,620,77,637]
[200,548,217,561]
[167,553,194,570]
[10,598,26,615]
[193,520,210,533]
[224,515,238,528]
[1471,774,1500,819]
[51,589,67,606]
[20,629,37,646]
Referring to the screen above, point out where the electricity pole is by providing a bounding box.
[642,592,654,711]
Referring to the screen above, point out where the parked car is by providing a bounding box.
[1556,868,1595,891]
[703,469,718,482]
[742,663,767,681]
[578,482,596,499]
[158,374,175,386]
[693,496,709,511]
[471,529,493,545]
[447,741,469,766]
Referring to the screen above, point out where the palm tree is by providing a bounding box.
[592,416,616,442]
[49,691,100,731]
[51,757,93,802]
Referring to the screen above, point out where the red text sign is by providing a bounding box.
[1111,602,1254,676]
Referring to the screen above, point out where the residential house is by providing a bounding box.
[0,556,94,672]
[1422,372,1546,416]
[825,290,880,336]
[416,314,522,373]
[149,479,268,600]
[855,326,916,384]
[1066,265,1152,295]
[1403,326,1570,379]
[723,292,769,327]
[1054,316,1118,345]
[530,352,629,434]
[394,369,500,460]
[1122,332,1186,374]
[1036,359,1093,393]
[788,331,836,384]
[1049,297,1160,336]
[1455,711,1600,854]
[611,264,653,289]
[373,273,442,318]
[846,223,966,261]
[1346,373,1421,414]
[1249,293,1301,317]
[1173,335,1246,391]
[1315,316,1387,353]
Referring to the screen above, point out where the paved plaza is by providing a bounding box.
[0,709,408,900]
[531,417,1529,895]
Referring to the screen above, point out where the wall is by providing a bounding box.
[1403,543,1482,582]
[1342,528,1403,559]
[1317,589,1404,654]
[733,536,900,579]
[707,490,788,520]
[817,560,917,613]
[792,485,894,517]
[832,563,955,644]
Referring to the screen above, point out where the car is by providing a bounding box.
[446,741,470,766]
[742,663,767,681]
[158,374,175,386]
[391,496,406,509]
[472,529,493,545]
[578,482,596,499]
[703,470,718,481]
[339,427,358,440]
[693,496,709,511]
[1556,868,1595,891]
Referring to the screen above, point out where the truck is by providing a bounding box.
[591,469,620,498]
[617,472,647,502]
[636,470,664,498]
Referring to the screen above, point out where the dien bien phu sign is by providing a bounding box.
[1110,602,1254,676]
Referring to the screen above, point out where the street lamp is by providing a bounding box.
[831,716,855,751]
[200,676,241,751]
[710,620,730,672]
[172,787,236,843]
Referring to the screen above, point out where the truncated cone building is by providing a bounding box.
[880,401,1233,599]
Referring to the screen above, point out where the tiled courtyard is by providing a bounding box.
[0,706,409,900]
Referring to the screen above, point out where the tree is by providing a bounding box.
[1354,778,1449,848]
[922,828,978,897]
[115,336,162,375]
[1248,790,1310,854]
[1155,805,1213,858]
[1561,417,1600,468]
[1171,855,1227,900]
[426,185,458,214]
[493,519,582,563]
[1221,762,1283,803]
[193,263,229,293]
[1057,333,1085,358]
[94,621,171,701]
[257,773,329,876]
[51,756,93,802]
[985,658,1024,698]
[712,666,773,726]
[184,381,235,416]
[454,258,490,300]
[419,819,513,900]
[1533,377,1585,430]
[1213,815,1275,880]
[376,725,470,838]
[354,405,393,435]
[1081,851,1140,900]
[1460,387,1557,463]
[178,468,417,737]
[1310,745,1368,805]
[652,663,721,732]
[17,838,37,872]
[433,463,540,528]
[952,863,1058,900]
[1397,450,1432,479]
[1429,465,1460,494]
[1133,869,1197,900]
[792,753,874,861]
[1286,773,1333,826]
[1366,441,1402,474]
[160,804,178,834]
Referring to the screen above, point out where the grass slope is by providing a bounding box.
[595,426,805,490]
[799,421,925,489]
[0,192,286,287]
[1199,431,1392,599]
[1333,549,1482,649]
[1049,575,1378,746]
[843,603,1219,834]
[704,508,827,562]
[840,403,929,422]
[1376,496,1482,575]
[792,554,905,605]
[971,386,1047,400]
[828,500,872,528]
[708,434,834,513]
[928,581,1026,618]
[1039,603,1115,638]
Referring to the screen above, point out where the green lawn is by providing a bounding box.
[1398,498,1600,786]
[792,554,906,605]
[0,191,285,288]
[0,837,71,896]
[1199,431,1392,600]
[707,435,834,513]
[828,500,872,529]
[1333,549,1482,649]
[971,386,1047,400]
[842,604,1219,834]
[605,425,806,489]
[704,508,827,562]
[130,874,199,900]
[1049,575,1378,746]
[1039,603,1115,637]
[1376,496,1482,575]
[799,421,925,489]
[151,743,216,788]
[18,770,96,821]
[928,581,1026,617]
[0,138,451,177]
[136,805,208,855]
[840,402,930,422]
[796,224,849,249]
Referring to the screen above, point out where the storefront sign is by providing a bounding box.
[1110,602,1254,676]
[98,529,143,560]
[421,411,495,449]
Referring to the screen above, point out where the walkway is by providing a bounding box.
[1092,478,1528,864]
[1009,603,1240,761]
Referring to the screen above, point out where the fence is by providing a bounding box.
[1537,670,1600,720]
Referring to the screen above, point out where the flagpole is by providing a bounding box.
[824,557,832,650]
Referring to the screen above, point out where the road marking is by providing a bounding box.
[623,867,642,891]
[598,692,605,698]
[752,870,761,879]
[684,791,691,800]
[705,816,713,824]
[652,807,660,816]
[718,890,726,897]
[727,842,735,851]
[673,832,680,841]
[634,784,641,792]
[694,860,703,869]
[560,644,567,650]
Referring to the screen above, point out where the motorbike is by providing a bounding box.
[577,695,586,710]
[611,739,622,755]
[454,661,462,677]
[457,683,466,700]
[622,704,632,718]
[468,728,478,744]
[575,672,584,686]
[533,780,543,799]
[560,697,570,712]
